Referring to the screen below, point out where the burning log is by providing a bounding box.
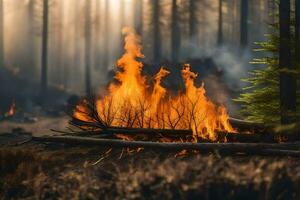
[70,119,192,135]
[100,127,193,136]
[71,28,236,141]
[32,136,300,156]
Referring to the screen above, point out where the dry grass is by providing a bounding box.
[1,146,300,200]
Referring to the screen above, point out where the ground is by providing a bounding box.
[1,116,300,199]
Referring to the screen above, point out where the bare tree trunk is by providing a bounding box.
[94,0,101,70]
[84,0,92,95]
[217,0,223,46]
[296,0,300,40]
[171,0,180,62]
[103,0,109,69]
[240,0,248,48]
[152,0,161,64]
[119,0,125,57]
[189,0,197,46]
[279,0,296,125]
[0,0,3,70]
[72,1,81,91]
[134,0,143,36]
[56,0,64,86]
[40,0,49,102]
[27,0,36,76]
[295,0,300,120]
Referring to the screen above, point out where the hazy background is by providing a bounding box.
[1,0,274,114]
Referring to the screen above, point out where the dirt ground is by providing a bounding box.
[1,116,300,200]
[0,116,69,136]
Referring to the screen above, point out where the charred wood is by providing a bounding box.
[32,136,300,154]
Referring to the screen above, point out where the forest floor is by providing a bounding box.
[1,116,300,199]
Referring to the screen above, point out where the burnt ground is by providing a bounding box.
[1,121,300,200]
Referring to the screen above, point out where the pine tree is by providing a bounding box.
[236,11,300,125]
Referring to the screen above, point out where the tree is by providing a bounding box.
[296,0,300,123]
[55,0,64,86]
[152,0,161,64]
[236,2,300,125]
[40,0,49,101]
[134,0,143,36]
[27,0,36,76]
[171,0,180,62]
[296,0,300,41]
[240,0,248,48]
[94,0,102,69]
[73,0,81,79]
[103,0,109,69]
[84,0,92,95]
[189,0,198,45]
[279,0,296,124]
[217,0,223,46]
[236,32,281,123]
[0,0,4,69]
[119,0,125,57]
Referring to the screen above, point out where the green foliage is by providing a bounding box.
[236,28,300,124]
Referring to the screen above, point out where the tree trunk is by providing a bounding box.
[134,0,143,36]
[84,0,92,95]
[119,0,125,57]
[217,0,223,46]
[73,1,81,89]
[0,0,3,69]
[240,0,248,48]
[56,0,64,86]
[189,0,197,45]
[94,0,101,70]
[279,0,296,125]
[295,0,300,120]
[171,0,180,62]
[40,0,49,102]
[27,0,36,76]
[296,0,300,40]
[152,0,161,64]
[103,0,109,69]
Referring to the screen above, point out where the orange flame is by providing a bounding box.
[5,102,16,117]
[75,28,235,140]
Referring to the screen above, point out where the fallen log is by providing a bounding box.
[217,131,300,143]
[70,116,270,138]
[32,136,300,156]
[260,149,300,157]
[69,119,194,136]
[102,127,193,136]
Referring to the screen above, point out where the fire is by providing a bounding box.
[4,102,16,117]
[75,27,235,140]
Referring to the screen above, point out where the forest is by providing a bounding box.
[0,0,300,199]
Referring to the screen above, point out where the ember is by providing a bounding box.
[4,101,16,118]
[74,28,235,141]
